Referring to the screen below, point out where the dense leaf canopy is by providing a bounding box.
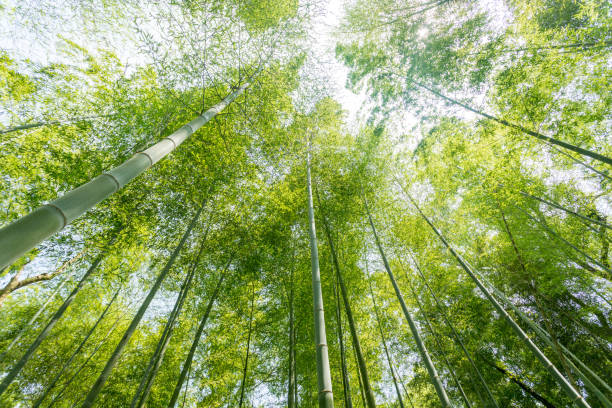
[0,0,610,407]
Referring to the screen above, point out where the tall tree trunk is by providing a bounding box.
[0,232,118,397]
[238,283,256,408]
[316,189,375,408]
[288,266,296,408]
[168,256,231,407]
[0,74,258,270]
[0,250,84,307]
[413,81,612,166]
[32,286,120,408]
[132,219,212,408]
[363,190,451,407]
[306,147,334,408]
[333,276,353,408]
[482,359,558,408]
[366,273,404,408]
[80,205,204,408]
[408,254,498,408]
[0,274,70,363]
[402,190,591,408]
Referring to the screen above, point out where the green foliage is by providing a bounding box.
[0,0,610,407]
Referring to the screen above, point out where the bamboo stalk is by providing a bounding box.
[306,146,335,408]
[0,81,252,270]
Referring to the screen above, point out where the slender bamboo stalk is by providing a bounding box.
[80,205,204,407]
[405,274,472,408]
[545,142,612,182]
[413,81,612,166]
[365,271,405,408]
[130,269,194,408]
[0,114,115,135]
[519,207,611,278]
[306,146,334,408]
[48,309,128,407]
[408,254,498,408]
[362,190,451,408]
[396,368,416,408]
[353,343,367,408]
[0,236,115,397]
[132,218,211,408]
[333,275,353,408]
[482,359,558,408]
[167,258,230,407]
[481,277,612,408]
[362,191,451,407]
[293,325,299,406]
[288,266,296,408]
[518,191,611,230]
[0,78,255,270]
[0,274,70,363]
[0,250,84,306]
[498,205,578,388]
[316,189,375,408]
[238,283,256,408]
[33,287,121,408]
[402,191,591,408]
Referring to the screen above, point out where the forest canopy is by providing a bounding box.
[0,0,610,407]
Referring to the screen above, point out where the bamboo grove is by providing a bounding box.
[0,0,610,407]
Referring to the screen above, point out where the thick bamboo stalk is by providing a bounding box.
[306,148,334,408]
[363,191,451,407]
[0,83,250,270]
[80,205,204,407]
[403,192,591,408]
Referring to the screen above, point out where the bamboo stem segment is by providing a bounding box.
[306,147,335,408]
[0,84,249,270]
